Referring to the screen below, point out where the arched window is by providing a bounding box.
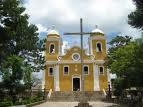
[63,66,69,75]
[48,67,54,76]
[49,44,55,53]
[96,43,102,52]
[84,65,89,75]
[99,66,104,75]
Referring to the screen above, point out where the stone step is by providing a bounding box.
[47,91,106,101]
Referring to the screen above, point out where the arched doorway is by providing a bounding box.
[72,77,80,91]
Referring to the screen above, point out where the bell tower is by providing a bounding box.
[89,26,108,91]
[89,25,107,60]
[45,26,61,91]
[45,26,62,61]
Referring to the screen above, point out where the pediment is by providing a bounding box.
[58,46,94,61]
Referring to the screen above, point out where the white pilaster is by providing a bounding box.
[54,65,60,91]
[42,70,45,90]
[93,64,100,91]
[107,69,111,88]
[59,39,61,55]
[90,38,93,55]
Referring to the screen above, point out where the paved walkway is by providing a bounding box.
[34,101,119,107]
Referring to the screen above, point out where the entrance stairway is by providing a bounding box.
[47,91,106,101]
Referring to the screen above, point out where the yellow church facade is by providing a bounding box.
[44,26,110,92]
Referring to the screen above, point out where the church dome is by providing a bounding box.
[91,25,104,35]
[47,25,60,38]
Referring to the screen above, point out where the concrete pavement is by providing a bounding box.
[34,101,119,107]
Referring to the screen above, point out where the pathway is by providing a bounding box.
[34,101,119,107]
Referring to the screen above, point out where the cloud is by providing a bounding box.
[36,24,47,33]
[25,0,141,39]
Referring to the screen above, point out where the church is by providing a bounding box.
[44,26,110,92]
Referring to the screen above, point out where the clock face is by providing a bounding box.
[72,53,80,61]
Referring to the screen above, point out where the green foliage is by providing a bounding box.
[113,78,125,96]
[136,33,143,45]
[0,0,45,104]
[23,65,32,89]
[1,55,30,94]
[37,90,43,98]
[107,35,143,89]
[2,55,23,89]
[15,96,43,105]
[128,0,143,30]
[107,35,132,70]
[110,43,136,75]
[0,101,13,107]
[0,0,44,71]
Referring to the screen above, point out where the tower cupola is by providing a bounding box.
[47,25,60,38]
[91,25,104,36]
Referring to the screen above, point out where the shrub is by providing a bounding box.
[0,101,13,107]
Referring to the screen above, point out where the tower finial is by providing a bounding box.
[51,25,55,30]
[95,25,98,28]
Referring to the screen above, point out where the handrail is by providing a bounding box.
[47,89,52,98]
[102,89,107,96]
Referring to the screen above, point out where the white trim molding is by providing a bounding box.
[47,38,60,41]
[93,64,100,91]
[54,65,60,91]
[89,37,93,55]
[72,53,80,61]
[42,70,45,90]
[45,60,105,65]
[107,69,111,88]
[90,36,106,40]
[95,60,105,64]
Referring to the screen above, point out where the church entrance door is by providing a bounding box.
[73,78,80,91]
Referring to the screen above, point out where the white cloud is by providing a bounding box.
[25,0,142,38]
[36,24,47,33]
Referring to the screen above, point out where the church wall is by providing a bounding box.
[59,63,94,91]
[45,63,108,91]
[84,63,94,91]
[61,46,91,61]
[98,65,108,91]
[45,65,54,91]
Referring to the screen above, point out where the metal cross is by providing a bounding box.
[64,18,92,101]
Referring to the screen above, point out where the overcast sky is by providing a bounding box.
[25,0,141,39]
[24,0,142,79]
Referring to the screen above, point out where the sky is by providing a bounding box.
[24,0,142,43]
[24,0,142,79]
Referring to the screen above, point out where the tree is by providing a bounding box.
[136,33,143,45]
[0,0,45,74]
[0,0,45,103]
[107,35,143,90]
[107,35,132,69]
[0,0,44,70]
[2,55,26,103]
[128,0,143,30]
